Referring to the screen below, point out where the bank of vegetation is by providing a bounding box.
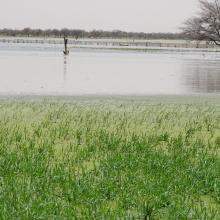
[0,97,219,219]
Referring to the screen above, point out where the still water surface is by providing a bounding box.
[0,45,220,95]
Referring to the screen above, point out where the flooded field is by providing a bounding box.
[0,44,220,219]
[0,43,220,95]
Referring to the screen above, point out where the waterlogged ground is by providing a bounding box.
[0,44,220,95]
[0,96,219,219]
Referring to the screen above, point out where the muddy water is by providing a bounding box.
[0,45,220,95]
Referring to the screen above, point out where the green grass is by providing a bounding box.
[0,96,219,219]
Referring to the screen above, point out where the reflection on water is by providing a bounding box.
[63,55,68,83]
[182,62,220,93]
[0,47,220,95]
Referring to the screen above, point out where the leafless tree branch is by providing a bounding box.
[182,0,220,45]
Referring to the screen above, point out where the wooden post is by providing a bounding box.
[63,36,69,55]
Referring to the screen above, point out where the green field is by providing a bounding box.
[0,96,219,219]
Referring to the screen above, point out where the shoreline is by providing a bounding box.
[1,94,220,105]
[1,37,220,53]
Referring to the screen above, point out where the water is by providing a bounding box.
[0,43,220,95]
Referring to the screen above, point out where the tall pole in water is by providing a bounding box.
[63,36,69,55]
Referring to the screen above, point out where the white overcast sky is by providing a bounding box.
[0,0,199,32]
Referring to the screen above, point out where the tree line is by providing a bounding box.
[0,28,187,40]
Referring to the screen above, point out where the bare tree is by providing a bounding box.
[182,0,220,45]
